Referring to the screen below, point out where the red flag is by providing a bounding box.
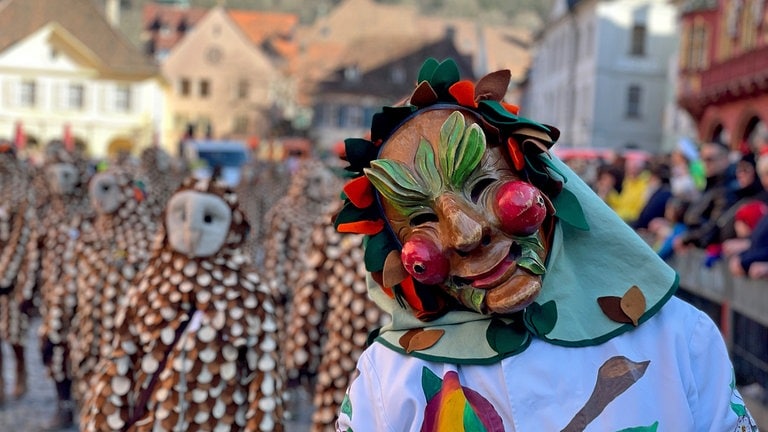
[13,121,25,151]
[63,123,74,152]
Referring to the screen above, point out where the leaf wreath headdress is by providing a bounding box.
[334,58,588,321]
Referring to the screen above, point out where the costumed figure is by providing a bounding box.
[80,177,284,431]
[0,143,35,402]
[286,200,388,431]
[68,167,157,403]
[32,140,92,429]
[139,145,185,220]
[334,58,758,431]
[261,158,341,393]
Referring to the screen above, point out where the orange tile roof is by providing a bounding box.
[228,10,297,45]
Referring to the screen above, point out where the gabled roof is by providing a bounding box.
[0,0,157,77]
[142,3,298,61]
[316,31,474,102]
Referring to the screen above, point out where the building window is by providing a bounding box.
[200,79,210,98]
[69,83,85,109]
[180,78,191,97]
[626,85,642,119]
[689,24,708,69]
[338,105,363,128]
[20,80,36,107]
[343,66,360,82]
[630,23,646,56]
[115,85,131,112]
[237,79,249,99]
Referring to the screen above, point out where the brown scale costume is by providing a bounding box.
[0,144,36,402]
[139,146,185,219]
[80,177,284,431]
[68,168,158,402]
[281,202,389,431]
[31,142,92,428]
[236,159,291,268]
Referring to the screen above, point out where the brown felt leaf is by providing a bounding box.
[405,329,445,353]
[383,250,409,288]
[620,285,646,326]
[398,329,422,350]
[515,127,555,143]
[474,69,511,102]
[410,81,438,106]
[597,296,632,325]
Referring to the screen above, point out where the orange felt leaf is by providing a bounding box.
[383,250,409,288]
[398,329,421,350]
[501,101,520,115]
[448,80,477,107]
[506,137,526,171]
[405,329,444,353]
[620,285,646,326]
[343,176,374,208]
[399,276,424,313]
[336,219,385,235]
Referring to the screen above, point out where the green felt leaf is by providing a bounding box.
[430,59,461,94]
[365,160,430,216]
[418,58,440,84]
[421,366,443,401]
[617,422,659,432]
[344,138,378,172]
[538,154,568,182]
[333,201,380,228]
[414,139,442,196]
[551,187,590,231]
[485,318,529,356]
[341,393,353,417]
[524,301,557,336]
[731,402,747,417]
[363,232,397,273]
[463,401,488,432]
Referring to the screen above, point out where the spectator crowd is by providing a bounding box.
[565,135,768,280]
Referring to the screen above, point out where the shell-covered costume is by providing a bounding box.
[0,144,36,400]
[68,168,157,401]
[139,146,184,219]
[80,177,284,431]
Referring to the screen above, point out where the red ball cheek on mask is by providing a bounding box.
[493,180,547,236]
[401,234,450,285]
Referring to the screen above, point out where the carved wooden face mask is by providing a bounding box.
[366,109,550,315]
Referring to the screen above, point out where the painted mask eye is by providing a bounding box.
[401,234,449,285]
[493,180,547,236]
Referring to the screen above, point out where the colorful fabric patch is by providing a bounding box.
[420,367,504,432]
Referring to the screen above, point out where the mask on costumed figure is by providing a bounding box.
[336,59,678,363]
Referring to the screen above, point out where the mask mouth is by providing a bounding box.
[451,241,524,289]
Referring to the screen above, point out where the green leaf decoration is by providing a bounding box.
[418,58,440,84]
[515,234,547,275]
[617,422,659,432]
[414,138,442,196]
[430,59,461,96]
[341,393,353,417]
[364,232,398,273]
[365,160,430,216]
[463,400,488,432]
[731,402,747,417]
[421,366,443,401]
[485,318,529,356]
[537,153,568,182]
[438,111,486,187]
[524,301,558,336]
[344,138,379,172]
[551,187,590,231]
[334,201,381,228]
